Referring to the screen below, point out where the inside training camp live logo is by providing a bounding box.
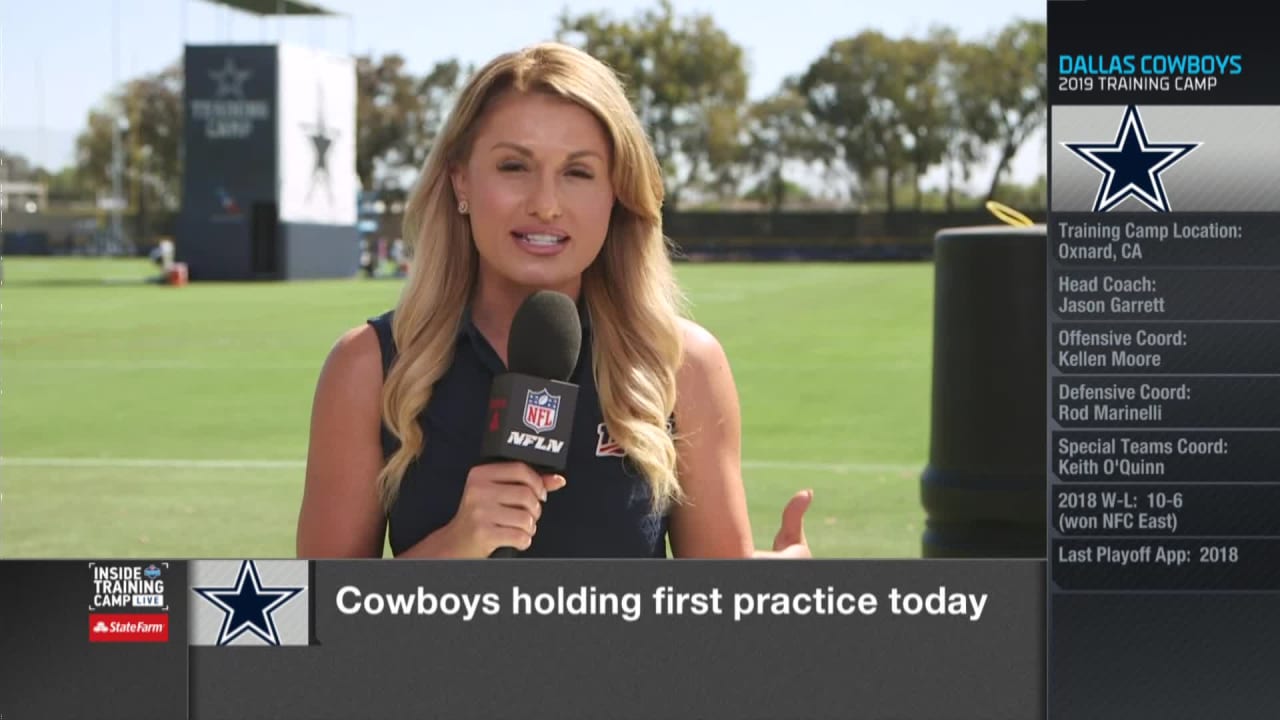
[1061,105,1200,213]
[88,561,170,643]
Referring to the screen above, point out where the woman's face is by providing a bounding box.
[452,90,615,294]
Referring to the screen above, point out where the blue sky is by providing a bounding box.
[0,0,1045,187]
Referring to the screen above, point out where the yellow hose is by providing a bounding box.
[985,200,1035,227]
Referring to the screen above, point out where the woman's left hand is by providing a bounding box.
[762,489,813,559]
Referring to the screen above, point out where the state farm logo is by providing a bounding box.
[89,613,169,643]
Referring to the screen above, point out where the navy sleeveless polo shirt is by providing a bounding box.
[367,307,669,558]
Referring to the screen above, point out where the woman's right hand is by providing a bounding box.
[440,462,567,557]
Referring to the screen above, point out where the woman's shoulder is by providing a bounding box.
[320,321,385,390]
[676,317,730,378]
[673,317,736,426]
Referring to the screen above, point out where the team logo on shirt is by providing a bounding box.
[595,419,676,457]
[523,389,560,433]
[596,423,625,457]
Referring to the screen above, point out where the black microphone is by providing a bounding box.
[482,290,583,558]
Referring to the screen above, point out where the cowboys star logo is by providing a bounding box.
[209,57,251,99]
[301,84,339,206]
[1062,105,1200,212]
[192,560,305,646]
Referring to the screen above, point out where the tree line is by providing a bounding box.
[18,0,1044,216]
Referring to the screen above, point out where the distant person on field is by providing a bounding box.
[297,42,813,559]
[150,239,175,272]
[359,238,376,278]
[148,239,176,283]
[391,238,407,277]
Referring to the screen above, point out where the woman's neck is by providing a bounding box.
[470,270,581,365]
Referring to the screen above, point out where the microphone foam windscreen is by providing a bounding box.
[507,290,583,381]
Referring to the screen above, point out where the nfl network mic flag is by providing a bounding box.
[188,560,310,646]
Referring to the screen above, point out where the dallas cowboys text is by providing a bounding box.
[1057,53,1241,93]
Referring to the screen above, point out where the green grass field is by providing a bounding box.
[1,257,934,558]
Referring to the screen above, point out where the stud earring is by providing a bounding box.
[457,199,469,214]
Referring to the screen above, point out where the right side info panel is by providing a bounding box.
[1049,3,1280,718]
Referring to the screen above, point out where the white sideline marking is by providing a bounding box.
[2,457,305,470]
[742,460,919,474]
[1,457,920,474]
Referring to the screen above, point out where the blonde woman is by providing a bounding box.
[297,43,813,559]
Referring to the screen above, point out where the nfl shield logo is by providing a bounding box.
[523,389,560,433]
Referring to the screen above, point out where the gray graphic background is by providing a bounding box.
[1051,106,1280,212]
[0,561,189,720]
[1053,594,1280,719]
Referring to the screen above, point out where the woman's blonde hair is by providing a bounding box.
[378,42,685,515]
